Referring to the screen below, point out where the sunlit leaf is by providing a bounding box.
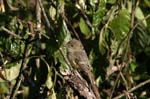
[107,0,117,4]
[49,6,56,20]
[0,62,21,82]
[109,9,130,40]
[79,17,91,38]
[135,7,147,26]
[130,62,138,72]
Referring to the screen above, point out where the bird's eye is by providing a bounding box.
[70,44,73,47]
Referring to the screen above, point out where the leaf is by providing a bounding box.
[49,6,56,20]
[107,0,117,4]
[145,47,150,56]
[79,17,91,38]
[58,20,71,46]
[92,0,106,34]
[55,46,69,70]
[132,23,150,53]
[89,0,98,7]
[130,62,138,72]
[135,7,147,26]
[99,28,108,55]
[109,9,130,40]
[144,0,150,7]
[40,57,56,99]
[128,2,147,27]
[0,82,9,94]
[0,61,21,82]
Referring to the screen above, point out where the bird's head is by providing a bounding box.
[66,39,83,52]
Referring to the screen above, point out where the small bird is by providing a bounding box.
[66,39,100,99]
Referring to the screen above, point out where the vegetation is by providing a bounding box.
[0,0,150,99]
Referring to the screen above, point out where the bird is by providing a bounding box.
[66,39,100,99]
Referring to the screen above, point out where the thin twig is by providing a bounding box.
[103,7,118,99]
[121,0,140,90]
[35,0,42,70]
[109,68,121,98]
[76,2,92,28]
[131,14,150,34]
[38,0,51,30]
[113,79,150,99]
[61,13,80,40]
[9,44,32,99]
[121,0,139,62]
[2,27,22,39]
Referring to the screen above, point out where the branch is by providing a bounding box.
[2,27,22,39]
[38,0,51,30]
[113,79,150,99]
[61,70,96,99]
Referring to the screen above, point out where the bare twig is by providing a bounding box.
[121,0,139,62]
[2,27,22,39]
[61,13,80,40]
[38,0,51,30]
[131,14,150,34]
[35,0,42,70]
[113,79,150,99]
[76,2,92,28]
[36,0,41,37]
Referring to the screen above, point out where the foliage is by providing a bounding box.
[0,0,150,99]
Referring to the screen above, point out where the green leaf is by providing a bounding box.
[55,46,68,70]
[132,24,150,53]
[58,20,71,46]
[109,9,130,40]
[107,0,117,4]
[99,29,108,55]
[130,62,138,72]
[0,82,9,94]
[145,47,150,56]
[135,7,147,26]
[89,0,98,7]
[128,1,147,26]
[92,0,106,34]
[144,0,150,7]
[79,17,91,38]
[49,6,56,20]
[0,61,21,82]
